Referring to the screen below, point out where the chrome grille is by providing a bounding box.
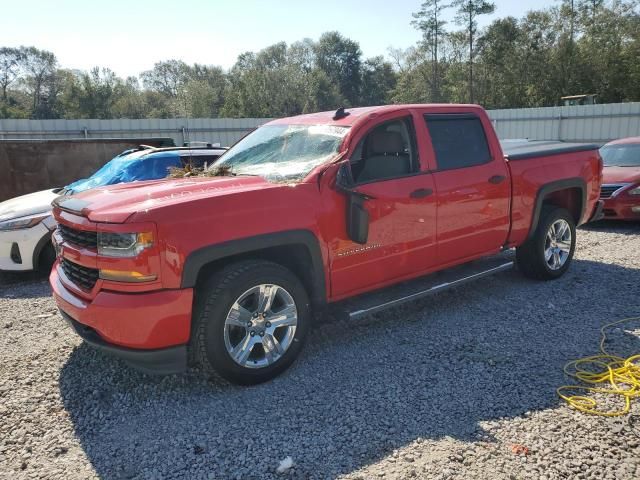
[60,258,98,290]
[599,184,627,199]
[58,224,97,249]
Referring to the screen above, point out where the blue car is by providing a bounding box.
[0,145,227,272]
[66,145,228,193]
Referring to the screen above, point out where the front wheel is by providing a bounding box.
[192,260,310,385]
[516,206,576,280]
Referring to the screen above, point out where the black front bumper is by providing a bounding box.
[60,310,187,375]
[587,200,605,223]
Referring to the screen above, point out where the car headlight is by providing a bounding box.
[628,186,640,195]
[97,231,154,257]
[0,212,50,232]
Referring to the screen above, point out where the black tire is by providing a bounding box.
[516,206,576,280]
[37,243,56,273]
[192,260,310,385]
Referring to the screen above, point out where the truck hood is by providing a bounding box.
[0,188,61,222]
[54,176,277,223]
[602,166,640,185]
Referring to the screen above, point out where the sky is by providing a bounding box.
[1,0,557,78]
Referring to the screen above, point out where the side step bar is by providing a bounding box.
[331,253,515,321]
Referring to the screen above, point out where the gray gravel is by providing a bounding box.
[1,221,639,480]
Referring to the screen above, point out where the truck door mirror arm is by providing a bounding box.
[335,163,376,200]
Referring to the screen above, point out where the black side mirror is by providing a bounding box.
[336,162,355,191]
[336,163,370,244]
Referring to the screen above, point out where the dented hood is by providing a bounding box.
[53,176,275,223]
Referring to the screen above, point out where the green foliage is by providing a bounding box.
[0,0,639,120]
[411,0,450,101]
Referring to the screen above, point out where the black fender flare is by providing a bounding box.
[181,229,327,305]
[527,177,586,241]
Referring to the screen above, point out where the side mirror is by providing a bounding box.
[336,162,355,191]
[335,162,370,245]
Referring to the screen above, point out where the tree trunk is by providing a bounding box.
[434,11,439,102]
[469,13,474,104]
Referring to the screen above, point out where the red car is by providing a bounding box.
[49,104,603,384]
[599,137,640,220]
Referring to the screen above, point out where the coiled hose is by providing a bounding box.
[557,316,640,417]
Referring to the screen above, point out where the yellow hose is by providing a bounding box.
[557,316,640,417]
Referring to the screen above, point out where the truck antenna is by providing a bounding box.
[333,107,350,120]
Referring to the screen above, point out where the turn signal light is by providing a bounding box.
[99,269,157,283]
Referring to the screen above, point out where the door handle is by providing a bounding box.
[488,175,506,184]
[409,188,433,199]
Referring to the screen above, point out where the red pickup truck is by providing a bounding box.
[49,105,603,384]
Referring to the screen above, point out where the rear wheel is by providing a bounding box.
[516,206,576,280]
[192,260,310,384]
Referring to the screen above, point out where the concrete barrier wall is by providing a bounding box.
[0,138,173,202]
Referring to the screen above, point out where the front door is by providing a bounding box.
[327,115,437,298]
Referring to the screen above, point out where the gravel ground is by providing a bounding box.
[1,221,639,480]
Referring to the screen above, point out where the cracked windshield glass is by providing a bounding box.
[212,124,349,180]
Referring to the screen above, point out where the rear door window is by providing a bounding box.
[424,115,491,171]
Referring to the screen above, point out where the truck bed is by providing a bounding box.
[501,140,600,161]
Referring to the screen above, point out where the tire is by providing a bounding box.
[192,260,310,385]
[38,243,56,273]
[516,206,576,280]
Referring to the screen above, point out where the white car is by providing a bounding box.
[0,188,60,271]
[0,145,227,272]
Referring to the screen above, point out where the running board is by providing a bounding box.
[331,253,515,321]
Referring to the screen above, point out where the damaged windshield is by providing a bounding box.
[212,124,349,180]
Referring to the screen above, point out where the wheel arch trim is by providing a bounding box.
[181,229,327,305]
[527,178,586,241]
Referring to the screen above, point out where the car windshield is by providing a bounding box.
[65,150,180,193]
[212,124,349,181]
[600,144,640,167]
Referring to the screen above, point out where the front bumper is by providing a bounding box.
[0,218,54,271]
[50,264,193,375]
[602,196,640,220]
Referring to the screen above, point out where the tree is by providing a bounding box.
[19,46,58,117]
[140,60,191,98]
[452,0,495,103]
[360,56,396,106]
[314,32,362,106]
[0,47,22,102]
[476,17,526,108]
[411,0,450,101]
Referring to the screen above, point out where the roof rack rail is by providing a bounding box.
[182,141,221,148]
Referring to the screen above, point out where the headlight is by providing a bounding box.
[0,213,50,232]
[97,231,154,257]
[628,186,640,195]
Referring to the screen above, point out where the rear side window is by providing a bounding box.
[424,115,491,170]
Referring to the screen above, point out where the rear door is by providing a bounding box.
[423,114,510,265]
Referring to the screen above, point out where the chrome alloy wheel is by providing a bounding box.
[223,284,298,369]
[544,219,572,270]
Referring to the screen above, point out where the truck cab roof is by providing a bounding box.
[269,104,482,127]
